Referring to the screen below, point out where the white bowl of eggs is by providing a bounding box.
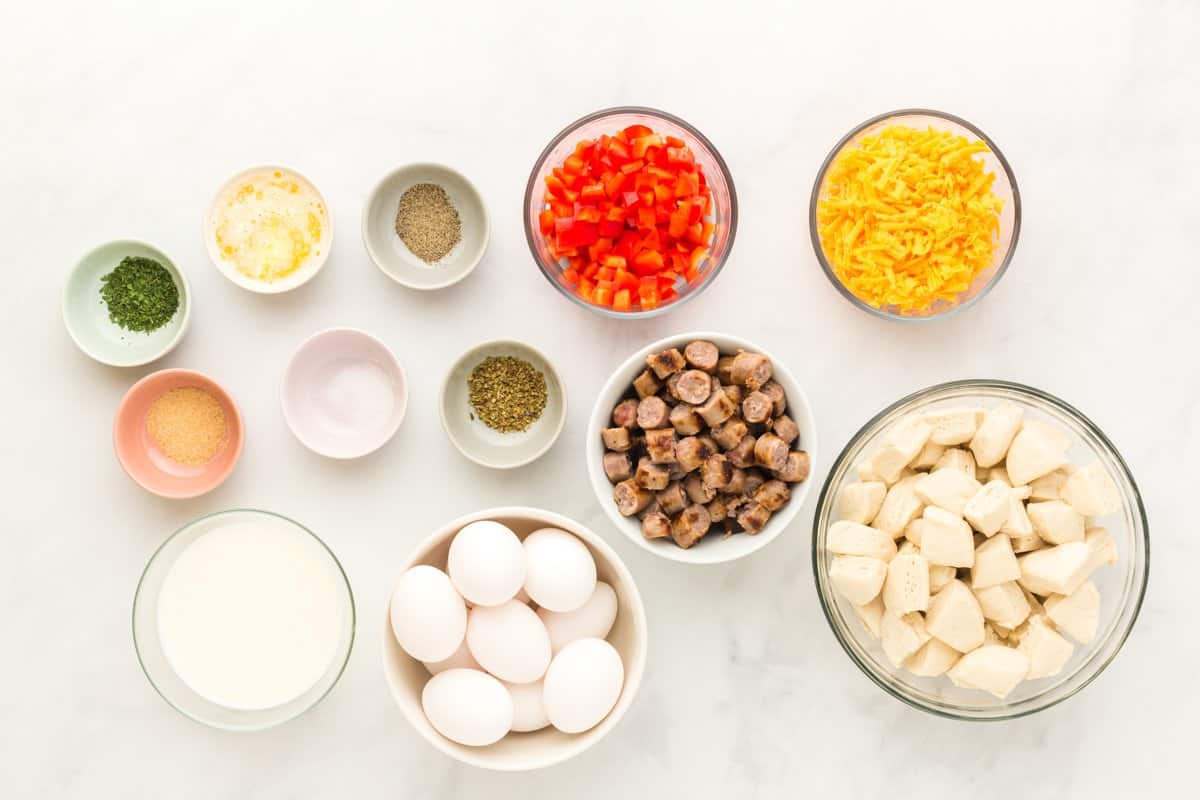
[382,506,648,771]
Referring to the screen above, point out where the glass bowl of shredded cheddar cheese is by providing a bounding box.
[810,110,1020,320]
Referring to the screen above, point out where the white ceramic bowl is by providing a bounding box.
[587,332,818,565]
[281,328,408,459]
[362,163,489,290]
[382,506,647,771]
[439,340,566,469]
[204,164,334,294]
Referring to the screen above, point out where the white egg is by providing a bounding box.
[422,669,513,747]
[422,636,481,675]
[522,528,597,612]
[503,679,550,732]
[537,581,618,653]
[466,600,551,684]
[447,520,526,607]
[389,565,467,662]
[543,638,624,734]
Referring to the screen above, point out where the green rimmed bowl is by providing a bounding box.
[63,239,191,367]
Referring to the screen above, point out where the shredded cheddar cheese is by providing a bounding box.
[816,125,1004,315]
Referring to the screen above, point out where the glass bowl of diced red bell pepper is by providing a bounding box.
[524,107,738,317]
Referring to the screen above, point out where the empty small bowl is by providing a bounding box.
[282,328,408,459]
[114,369,244,499]
[382,506,648,771]
[440,340,566,469]
[204,164,334,294]
[63,240,191,367]
[809,109,1020,321]
[362,163,489,290]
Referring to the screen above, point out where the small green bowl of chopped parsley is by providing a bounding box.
[63,239,191,367]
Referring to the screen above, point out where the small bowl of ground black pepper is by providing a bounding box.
[439,340,566,469]
[113,368,244,498]
[63,240,191,367]
[362,163,489,290]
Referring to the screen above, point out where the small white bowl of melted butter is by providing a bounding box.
[204,164,334,294]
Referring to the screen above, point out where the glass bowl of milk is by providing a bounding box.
[133,509,355,730]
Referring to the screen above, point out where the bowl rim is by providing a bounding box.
[438,338,567,470]
[132,507,356,731]
[112,367,245,499]
[361,161,491,291]
[586,331,818,565]
[808,108,1022,322]
[810,378,1150,720]
[280,326,409,460]
[380,505,648,771]
[62,238,193,367]
[203,163,334,295]
[522,105,739,320]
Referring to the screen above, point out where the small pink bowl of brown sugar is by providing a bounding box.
[362,163,490,290]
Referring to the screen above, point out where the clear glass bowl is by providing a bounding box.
[812,380,1148,720]
[523,106,738,319]
[132,509,355,731]
[809,109,1021,321]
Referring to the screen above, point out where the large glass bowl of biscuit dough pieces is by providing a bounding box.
[812,380,1148,720]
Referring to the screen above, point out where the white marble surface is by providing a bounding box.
[2,1,1196,796]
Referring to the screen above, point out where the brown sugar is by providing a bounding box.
[146,387,227,465]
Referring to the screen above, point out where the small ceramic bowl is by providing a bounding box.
[362,163,489,290]
[382,506,648,771]
[440,340,566,469]
[586,332,818,565]
[63,239,191,367]
[114,369,244,498]
[282,328,408,459]
[204,164,334,294]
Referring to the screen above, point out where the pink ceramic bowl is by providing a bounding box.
[114,369,244,498]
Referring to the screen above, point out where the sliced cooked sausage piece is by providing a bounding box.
[644,428,677,464]
[727,435,757,468]
[725,468,748,496]
[696,389,736,427]
[601,427,633,452]
[641,511,671,540]
[656,481,688,516]
[668,403,703,436]
[760,380,787,417]
[723,384,745,406]
[776,450,811,483]
[603,451,633,484]
[742,469,768,497]
[635,457,671,490]
[730,351,773,390]
[711,418,748,450]
[684,340,720,373]
[754,479,791,511]
[612,398,639,429]
[715,355,736,385]
[754,433,789,472]
[701,454,733,491]
[614,479,654,516]
[671,504,712,549]
[675,436,714,472]
[742,391,773,424]
[706,494,732,522]
[646,348,686,379]
[637,396,669,429]
[772,414,799,446]
[737,502,772,534]
[674,370,712,405]
[633,369,661,399]
[683,472,716,504]
[664,372,683,402]
[637,499,661,518]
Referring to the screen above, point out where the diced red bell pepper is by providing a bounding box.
[539,209,556,234]
[667,146,694,166]
[612,289,632,312]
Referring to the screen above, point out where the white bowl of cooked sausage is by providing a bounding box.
[587,332,817,565]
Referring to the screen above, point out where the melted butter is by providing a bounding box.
[211,168,328,282]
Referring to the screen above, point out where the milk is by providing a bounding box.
[157,517,347,710]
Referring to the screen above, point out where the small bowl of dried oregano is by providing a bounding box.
[63,239,191,367]
[362,163,489,290]
[439,339,566,469]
